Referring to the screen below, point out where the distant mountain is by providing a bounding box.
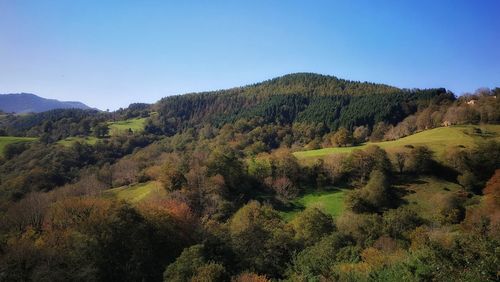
[0,93,92,113]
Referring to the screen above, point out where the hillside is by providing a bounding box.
[0,74,448,141]
[295,125,500,160]
[0,93,91,113]
[152,73,447,134]
[0,74,498,282]
[0,136,37,157]
[103,181,166,203]
[108,117,148,136]
[1,1,498,279]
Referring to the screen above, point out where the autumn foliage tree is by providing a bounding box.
[229,201,296,277]
[345,170,393,213]
[160,161,187,191]
[463,169,500,239]
[344,145,392,184]
[331,127,352,147]
[290,207,335,246]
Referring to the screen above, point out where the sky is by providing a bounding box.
[0,0,499,110]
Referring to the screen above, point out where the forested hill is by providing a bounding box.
[0,73,498,281]
[151,73,449,134]
[0,93,91,113]
[228,72,401,97]
[0,73,450,142]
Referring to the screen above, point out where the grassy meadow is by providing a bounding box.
[0,136,37,156]
[108,117,147,136]
[104,181,165,203]
[57,136,99,147]
[288,125,500,222]
[280,188,347,221]
[398,177,464,222]
[295,124,500,160]
[57,117,148,146]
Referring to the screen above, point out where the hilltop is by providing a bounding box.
[152,73,446,134]
[0,93,91,113]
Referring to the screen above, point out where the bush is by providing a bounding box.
[345,189,371,213]
[289,233,356,279]
[191,262,228,282]
[3,142,30,160]
[437,194,465,224]
[229,201,296,277]
[344,145,392,184]
[407,146,435,174]
[345,170,392,213]
[457,170,478,192]
[232,272,270,282]
[331,127,352,147]
[383,207,423,241]
[265,176,299,201]
[364,170,391,210]
[160,161,187,191]
[164,245,206,282]
[336,212,383,246]
[353,125,369,144]
[290,208,335,246]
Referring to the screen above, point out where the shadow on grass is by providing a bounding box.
[391,186,410,207]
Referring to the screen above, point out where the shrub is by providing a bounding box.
[345,170,392,213]
[164,245,206,282]
[343,145,392,183]
[290,208,335,246]
[407,146,435,174]
[231,272,270,282]
[436,194,465,224]
[331,127,352,147]
[192,262,228,282]
[383,207,423,241]
[289,233,356,279]
[229,201,296,277]
[265,176,299,201]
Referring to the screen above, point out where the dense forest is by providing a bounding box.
[0,73,499,281]
[149,73,447,134]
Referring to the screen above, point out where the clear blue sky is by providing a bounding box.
[1,0,499,110]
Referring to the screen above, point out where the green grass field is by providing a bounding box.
[57,117,148,146]
[104,181,165,203]
[108,117,147,136]
[280,188,347,221]
[57,136,99,147]
[0,136,37,156]
[295,125,500,160]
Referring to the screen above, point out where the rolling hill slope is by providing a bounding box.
[0,136,37,157]
[108,117,147,136]
[294,125,500,159]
